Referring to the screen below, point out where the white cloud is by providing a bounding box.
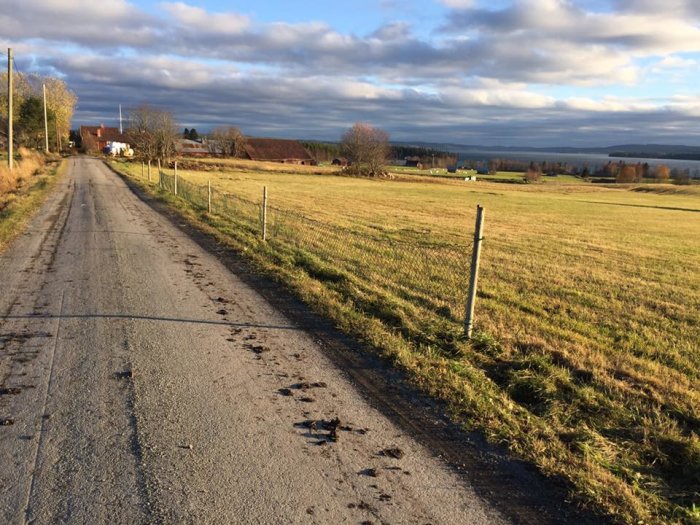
[438,0,473,9]
[161,2,250,33]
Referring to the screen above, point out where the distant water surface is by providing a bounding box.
[457,150,700,174]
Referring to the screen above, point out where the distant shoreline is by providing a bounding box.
[608,152,700,161]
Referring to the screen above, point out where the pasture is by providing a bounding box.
[114,159,700,524]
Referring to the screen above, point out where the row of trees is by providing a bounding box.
[0,72,77,151]
[122,106,249,162]
[599,161,693,184]
[124,107,392,178]
[519,159,693,184]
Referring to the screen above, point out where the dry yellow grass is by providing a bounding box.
[0,148,45,197]
[0,152,65,252]
[115,159,700,524]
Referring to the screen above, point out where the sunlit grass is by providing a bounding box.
[0,154,65,252]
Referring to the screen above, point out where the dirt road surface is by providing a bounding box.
[0,158,592,524]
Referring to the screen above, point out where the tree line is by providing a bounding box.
[302,140,457,168]
[124,107,394,177]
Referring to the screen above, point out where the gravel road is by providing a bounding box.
[0,157,514,524]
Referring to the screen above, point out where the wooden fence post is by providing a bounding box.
[464,205,485,339]
[174,161,178,196]
[157,159,162,189]
[208,179,212,214]
[262,186,268,241]
[148,160,151,182]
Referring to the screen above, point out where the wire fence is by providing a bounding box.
[154,167,476,333]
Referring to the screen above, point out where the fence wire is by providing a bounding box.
[156,169,473,326]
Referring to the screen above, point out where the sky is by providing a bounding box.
[2,0,700,147]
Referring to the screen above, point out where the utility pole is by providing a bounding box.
[43,84,49,153]
[119,104,123,134]
[7,48,13,170]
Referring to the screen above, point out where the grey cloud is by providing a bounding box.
[45,53,700,147]
[4,0,700,146]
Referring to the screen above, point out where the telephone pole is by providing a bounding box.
[7,48,13,170]
[43,84,49,153]
[119,104,123,134]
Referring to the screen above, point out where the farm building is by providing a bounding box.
[177,139,210,157]
[243,138,316,165]
[332,157,350,166]
[405,156,421,168]
[79,124,129,152]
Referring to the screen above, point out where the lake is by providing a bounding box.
[456,150,700,175]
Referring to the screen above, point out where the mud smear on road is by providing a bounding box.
[117,163,610,525]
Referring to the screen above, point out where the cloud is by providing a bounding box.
[438,0,473,9]
[161,2,250,33]
[1,0,699,146]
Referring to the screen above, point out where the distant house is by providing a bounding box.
[243,138,316,165]
[405,156,421,168]
[177,139,210,157]
[79,124,129,152]
[332,157,349,166]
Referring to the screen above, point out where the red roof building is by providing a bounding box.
[243,138,316,165]
[79,124,129,151]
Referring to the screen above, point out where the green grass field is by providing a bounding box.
[114,159,700,524]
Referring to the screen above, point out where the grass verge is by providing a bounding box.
[0,153,66,253]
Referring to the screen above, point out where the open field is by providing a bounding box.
[113,159,700,524]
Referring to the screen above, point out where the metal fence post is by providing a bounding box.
[464,205,485,339]
[208,179,212,214]
[262,186,268,241]
[174,161,178,196]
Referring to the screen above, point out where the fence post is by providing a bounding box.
[174,161,178,196]
[208,179,212,214]
[141,161,144,178]
[262,186,268,241]
[148,160,151,182]
[464,205,485,339]
[158,159,162,189]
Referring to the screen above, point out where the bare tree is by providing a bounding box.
[341,123,389,177]
[209,126,246,157]
[127,105,179,162]
[81,132,98,154]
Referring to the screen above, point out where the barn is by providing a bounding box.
[177,139,210,157]
[243,138,316,165]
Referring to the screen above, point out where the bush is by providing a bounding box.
[524,168,542,183]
